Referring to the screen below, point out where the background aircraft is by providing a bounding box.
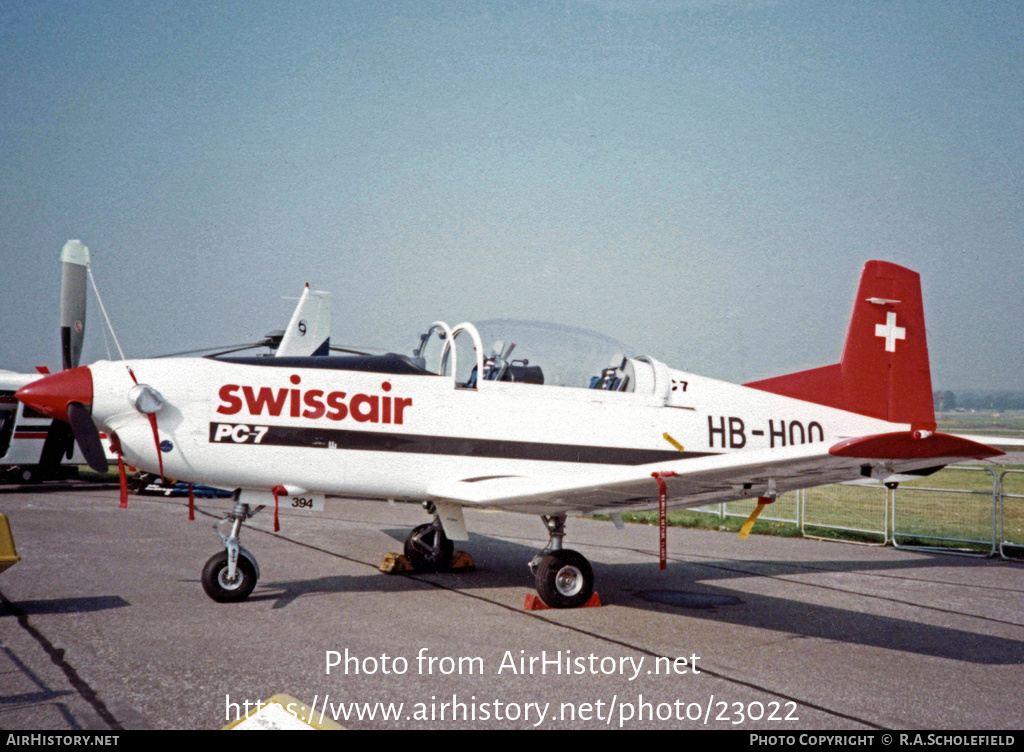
[1,241,102,482]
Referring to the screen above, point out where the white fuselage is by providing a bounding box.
[90,354,904,507]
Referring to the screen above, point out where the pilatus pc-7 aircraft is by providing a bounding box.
[15,259,1004,608]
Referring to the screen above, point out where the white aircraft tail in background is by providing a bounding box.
[275,284,331,358]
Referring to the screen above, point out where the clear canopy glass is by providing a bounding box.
[398,318,637,389]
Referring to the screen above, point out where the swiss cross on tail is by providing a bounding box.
[875,312,905,352]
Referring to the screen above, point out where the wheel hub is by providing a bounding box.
[411,531,439,559]
[554,565,584,597]
[217,567,243,590]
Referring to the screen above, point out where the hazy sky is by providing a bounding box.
[2,1,1021,390]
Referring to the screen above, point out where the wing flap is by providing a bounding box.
[427,444,855,514]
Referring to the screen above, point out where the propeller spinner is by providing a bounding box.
[15,365,108,473]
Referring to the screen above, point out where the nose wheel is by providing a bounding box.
[202,550,257,603]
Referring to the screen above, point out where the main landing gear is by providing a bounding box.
[529,515,594,609]
[403,503,454,572]
[400,509,595,608]
[201,498,262,603]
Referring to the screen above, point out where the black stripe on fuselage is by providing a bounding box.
[208,422,715,465]
[216,353,430,375]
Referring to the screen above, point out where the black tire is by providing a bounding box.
[404,523,454,572]
[535,549,594,608]
[128,472,155,494]
[201,551,258,603]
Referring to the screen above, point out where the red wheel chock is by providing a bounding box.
[523,592,602,610]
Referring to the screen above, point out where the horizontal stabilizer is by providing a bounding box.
[829,432,1003,461]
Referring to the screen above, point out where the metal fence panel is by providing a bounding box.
[892,468,997,555]
[801,483,889,544]
[691,503,724,519]
[999,469,1024,560]
[669,465,1017,559]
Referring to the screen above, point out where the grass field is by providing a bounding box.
[937,409,1024,434]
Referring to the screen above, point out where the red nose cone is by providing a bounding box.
[15,366,94,422]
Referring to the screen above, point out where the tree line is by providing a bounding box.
[934,391,1024,411]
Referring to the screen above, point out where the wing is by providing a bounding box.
[427,432,1002,516]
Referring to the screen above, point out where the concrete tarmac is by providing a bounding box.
[0,483,1021,730]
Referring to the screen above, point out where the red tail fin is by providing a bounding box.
[746,261,935,430]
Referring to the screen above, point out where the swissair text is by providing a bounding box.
[216,376,412,425]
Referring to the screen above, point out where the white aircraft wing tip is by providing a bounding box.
[61,239,89,266]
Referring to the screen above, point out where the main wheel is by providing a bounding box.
[404,523,454,572]
[201,551,258,603]
[535,549,594,608]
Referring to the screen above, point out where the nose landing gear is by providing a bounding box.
[201,550,257,602]
[201,498,262,603]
